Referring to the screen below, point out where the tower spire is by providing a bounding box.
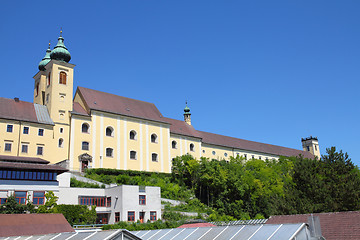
[38,41,52,71]
[50,29,71,62]
[184,101,191,125]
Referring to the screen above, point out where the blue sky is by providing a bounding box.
[1,1,359,166]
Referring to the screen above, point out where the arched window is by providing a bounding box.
[171,141,177,149]
[130,151,137,160]
[59,71,67,85]
[82,123,89,133]
[58,138,64,148]
[129,130,137,140]
[106,148,113,157]
[82,141,89,151]
[190,143,195,152]
[152,153,158,162]
[106,127,114,137]
[151,134,157,143]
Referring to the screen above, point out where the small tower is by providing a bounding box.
[301,136,320,159]
[184,102,191,125]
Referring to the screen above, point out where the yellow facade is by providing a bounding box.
[0,35,316,174]
[0,119,54,160]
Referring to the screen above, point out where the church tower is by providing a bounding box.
[33,30,75,163]
[184,102,191,125]
[301,136,321,159]
[34,30,75,124]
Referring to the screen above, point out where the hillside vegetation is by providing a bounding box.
[85,147,360,221]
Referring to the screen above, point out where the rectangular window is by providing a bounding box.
[82,142,89,151]
[32,191,45,205]
[0,198,6,205]
[106,197,111,207]
[150,211,157,221]
[37,146,43,156]
[152,153,158,162]
[15,191,27,204]
[7,125,13,133]
[115,212,120,223]
[38,129,44,136]
[106,148,113,157]
[21,144,28,153]
[4,143,12,152]
[128,211,135,222]
[130,151,137,160]
[79,196,107,207]
[139,195,146,205]
[244,154,247,160]
[23,127,29,134]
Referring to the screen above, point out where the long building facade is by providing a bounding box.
[0,32,320,173]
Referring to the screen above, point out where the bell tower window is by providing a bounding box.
[36,83,39,96]
[59,72,67,85]
[47,72,51,86]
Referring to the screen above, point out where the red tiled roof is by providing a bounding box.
[72,102,89,116]
[0,214,74,237]
[0,161,68,173]
[77,87,168,124]
[267,211,360,240]
[164,117,201,139]
[198,130,314,158]
[0,155,49,164]
[177,222,217,228]
[0,97,38,123]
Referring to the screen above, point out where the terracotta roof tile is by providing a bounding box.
[198,130,314,158]
[267,211,360,240]
[164,117,201,138]
[77,87,168,124]
[0,97,38,122]
[0,97,53,125]
[0,214,74,237]
[0,155,49,164]
[72,102,89,116]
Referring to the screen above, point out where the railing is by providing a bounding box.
[73,224,105,229]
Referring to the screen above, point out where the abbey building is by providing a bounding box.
[0,32,320,173]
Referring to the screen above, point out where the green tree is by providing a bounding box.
[0,196,27,214]
[37,191,58,213]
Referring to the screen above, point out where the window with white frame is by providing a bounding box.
[152,153,158,162]
[106,148,113,157]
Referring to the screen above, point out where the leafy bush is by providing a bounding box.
[103,220,184,231]
[85,169,193,200]
[70,177,104,188]
[56,205,96,226]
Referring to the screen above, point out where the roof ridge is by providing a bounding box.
[78,86,158,107]
[197,130,304,152]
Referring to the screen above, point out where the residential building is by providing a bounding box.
[0,155,161,224]
[58,173,161,224]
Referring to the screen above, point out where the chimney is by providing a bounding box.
[14,97,19,102]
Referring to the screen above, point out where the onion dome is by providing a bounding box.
[50,30,71,62]
[184,102,191,115]
[38,42,51,71]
